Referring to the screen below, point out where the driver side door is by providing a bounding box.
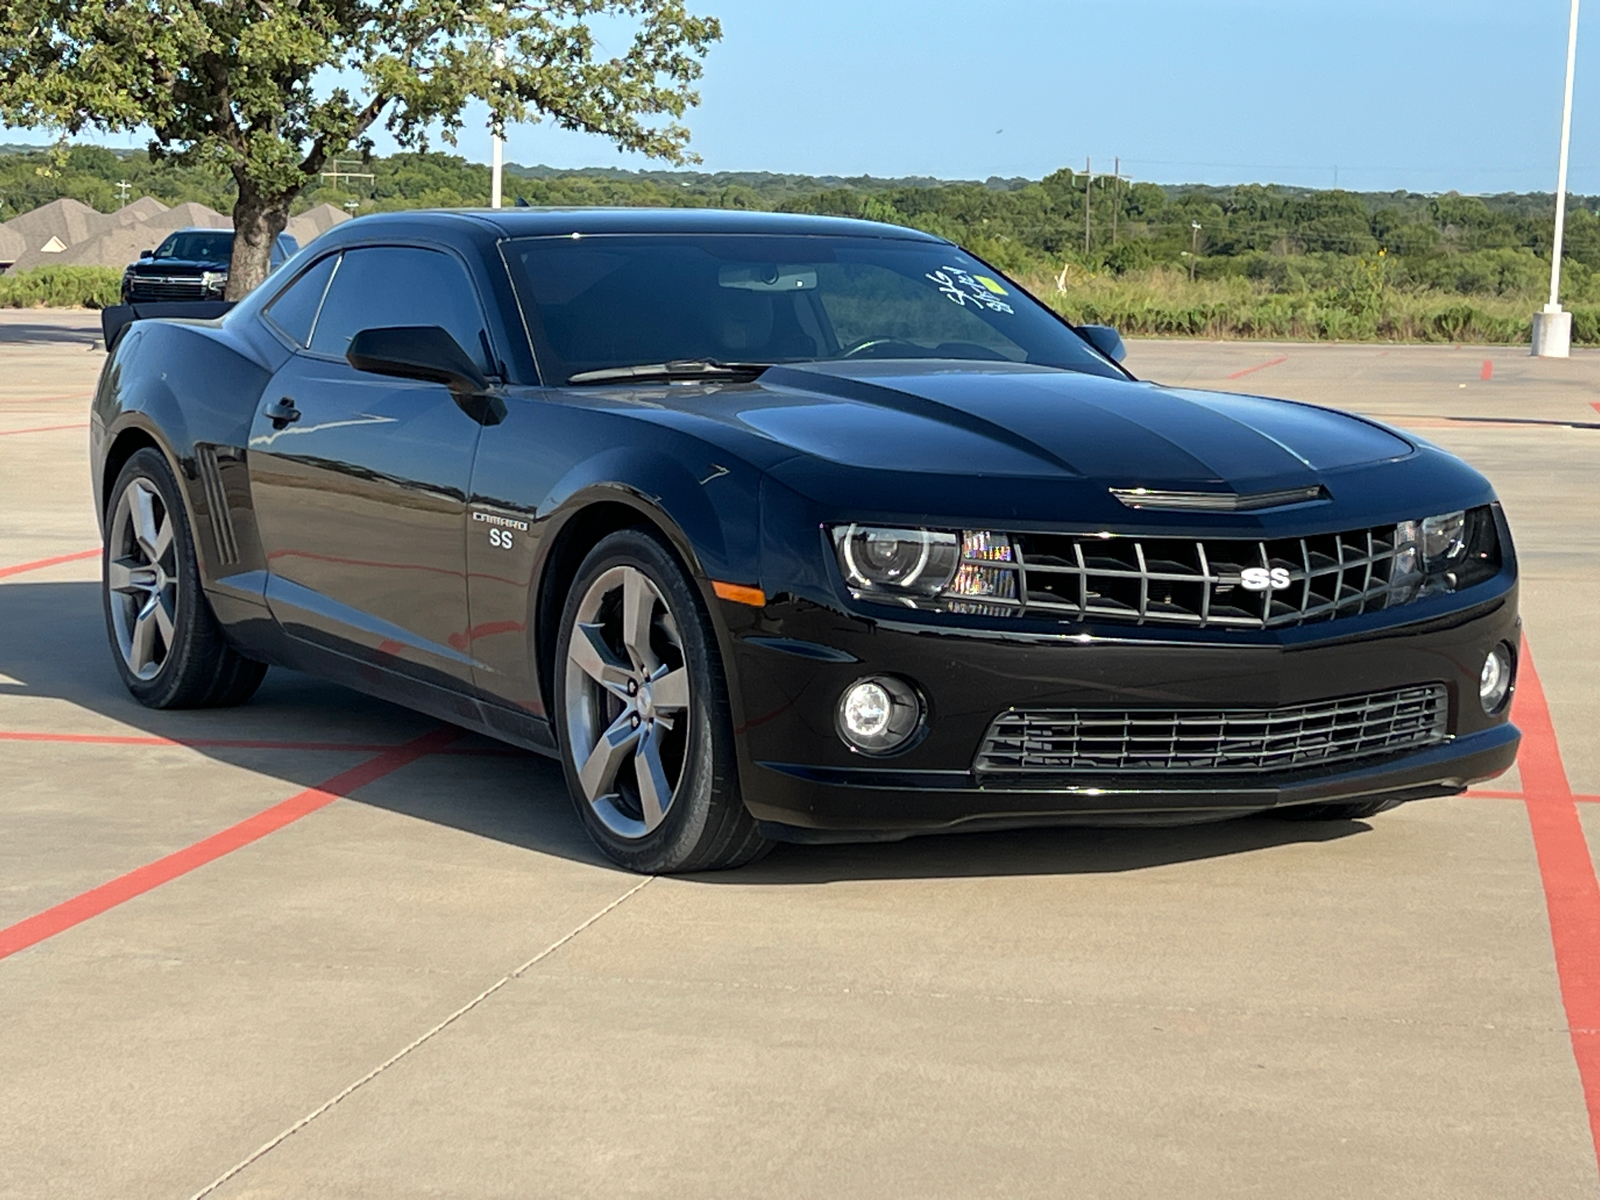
[247,244,497,689]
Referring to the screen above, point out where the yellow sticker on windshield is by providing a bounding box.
[926,266,1015,314]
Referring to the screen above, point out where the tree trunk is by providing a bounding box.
[225,181,294,301]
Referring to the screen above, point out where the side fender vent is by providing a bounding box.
[194,444,240,566]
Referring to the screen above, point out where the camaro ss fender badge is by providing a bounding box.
[472,509,530,550]
[1240,566,1293,592]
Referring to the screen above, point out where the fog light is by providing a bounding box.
[837,676,923,754]
[1480,643,1513,714]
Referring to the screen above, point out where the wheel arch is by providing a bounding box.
[98,423,181,529]
[532,489,716,720]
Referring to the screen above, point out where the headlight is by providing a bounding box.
[834,526,960,595]
[831,525,1020,611]
[1391,507,1498,603]
[200,270,226,292]
[1422,511,1467,570]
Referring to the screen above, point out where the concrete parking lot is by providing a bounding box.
[2,312,1598,1198]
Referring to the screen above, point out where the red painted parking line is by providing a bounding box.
[0,548,100,579]
[0,423,89,436]
[0,726,460,963]
[1469,790,1600,803]
[1514,638,1600,1172]
[1226,355,1287,380]
[1481,359,1494,381]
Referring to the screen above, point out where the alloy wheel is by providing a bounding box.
[564,565,693,840]
[107,477,179,681]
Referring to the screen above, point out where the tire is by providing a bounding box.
[102,447,267,709]
[553,528,772,874]
[1271,798,1402,821]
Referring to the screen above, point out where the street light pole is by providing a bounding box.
[491,128,504,209]
[1535,0,1582,357]
[490,13,505,209]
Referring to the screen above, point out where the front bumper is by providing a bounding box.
[721,586,1521,840]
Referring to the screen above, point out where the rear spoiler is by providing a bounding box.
[101,301,236,352]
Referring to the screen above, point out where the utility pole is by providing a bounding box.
[1111,157,1120,246]
[115,179,131,205]
[319,160,375,189]
[1189,221,1202,282]
[1084,156,1092,255]
[1535,0,1581,357]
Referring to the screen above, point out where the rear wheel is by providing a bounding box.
[554,529,771,874]
[103,448,267,709]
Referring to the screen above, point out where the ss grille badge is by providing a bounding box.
[1240,566,1293,592]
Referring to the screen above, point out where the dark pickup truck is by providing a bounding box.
[120,228,298,303]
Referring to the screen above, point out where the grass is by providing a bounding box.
[0,266,123,309]
[1021,266,1582,345]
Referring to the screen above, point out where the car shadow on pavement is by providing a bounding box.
[0,321,102,347]
[709,815,1364,884]
[0,581,1369,882]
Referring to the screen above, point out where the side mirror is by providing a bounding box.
[346,325,489,394]
[139,249,153,259]
[1078,324,1127,363]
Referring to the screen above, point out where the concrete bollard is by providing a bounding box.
[1532,305,1573,358]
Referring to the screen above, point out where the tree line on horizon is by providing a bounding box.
[4,142,1596,341]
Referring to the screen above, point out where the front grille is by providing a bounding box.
[129,275,210,300]
[974,684,1449,775]
[957,525,1408,629]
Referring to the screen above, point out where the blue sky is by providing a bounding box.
[13,0,1598,194]
[484,0,1596,193]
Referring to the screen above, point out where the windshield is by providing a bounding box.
[502,233,1123,385]
[155,231,234,262]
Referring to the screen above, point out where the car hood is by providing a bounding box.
[724,361,1412,493]
[129,258,227,274]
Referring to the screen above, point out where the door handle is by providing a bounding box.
[263,397,300,428]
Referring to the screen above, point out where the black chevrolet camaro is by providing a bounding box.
[90,208,1521,872]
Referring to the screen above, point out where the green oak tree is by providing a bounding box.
[0,1,720,297]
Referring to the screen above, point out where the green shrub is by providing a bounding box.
[0,266,123,309]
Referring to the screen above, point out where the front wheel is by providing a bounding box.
[103,447,267,709]
[554,529,771,874]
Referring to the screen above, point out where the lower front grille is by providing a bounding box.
[974,684,1449,775]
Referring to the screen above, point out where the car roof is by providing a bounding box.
[314,206,949,244]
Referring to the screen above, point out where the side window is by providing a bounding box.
[263,253,339,348]
[308,246,490,368]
